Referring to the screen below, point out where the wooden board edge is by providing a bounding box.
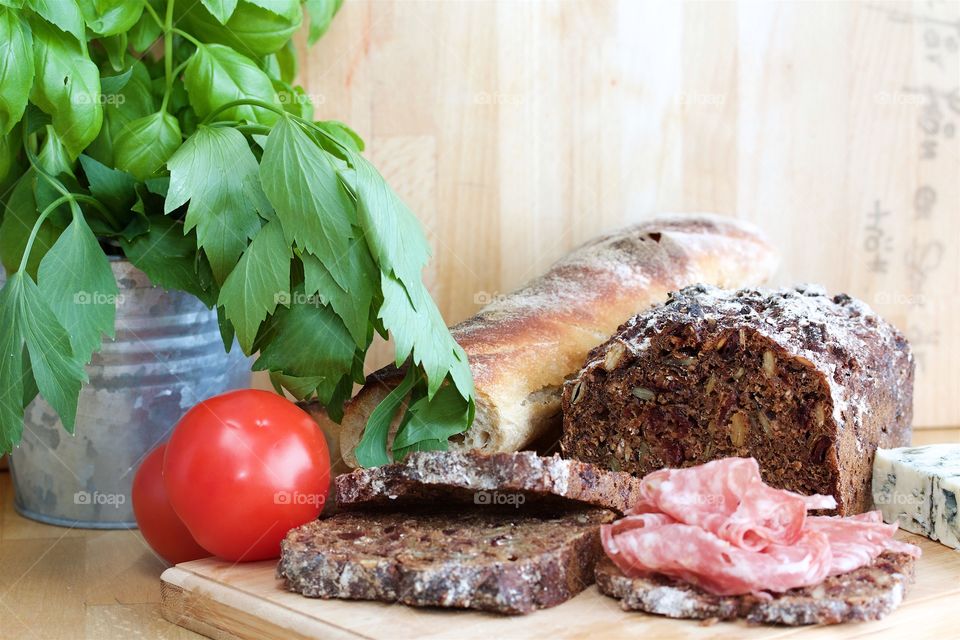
[160,566,366,640]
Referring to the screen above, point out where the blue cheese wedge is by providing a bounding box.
[873,445,960,549]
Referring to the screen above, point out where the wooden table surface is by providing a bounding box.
[2,428,958,639]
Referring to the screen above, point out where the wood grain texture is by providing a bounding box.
[265,0,960,428]
[160,531,956,640]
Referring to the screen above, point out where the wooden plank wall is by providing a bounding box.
[285,0,959,428]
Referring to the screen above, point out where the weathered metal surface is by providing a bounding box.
[8,260,251,528]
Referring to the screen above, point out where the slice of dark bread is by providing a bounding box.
[278,508,614,614]
[595,551,916,625]
[335,450,643,514]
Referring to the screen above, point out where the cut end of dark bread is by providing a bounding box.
[595,551,916,625]
[279,508,614,614]
[335,450,644,514]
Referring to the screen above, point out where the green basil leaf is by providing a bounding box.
[77,0,141,36]
[30,18,102,158]
[183,43,280,124]
[316,120,365,154]
[251,288,355,379]
[119,216,217,306]
[244,0,299,21]
[36,125,74,178]
[0,8,33,137]
[391,383,471,452]
[2,271,86,434]
[37,213,117,365]
[272,39,297,84]
[165,125,265,283]
[0,0,25,9]
[99,33,127,71]
[301,236,376,348]
[176,0,301,58]
[354,367,418,468]
[114,111,181,180]
[128,2,161,51]
[78,154,136,214]
[0,278,26,453]
[26,0,84,41]
[260,116,354,289]
[0,173,64,278]
[0,126,19,186]
[304,0,340,44]
[201,0,238,24]
[271,79,313,120]
[217,219,290,353]
[86,61,154,166]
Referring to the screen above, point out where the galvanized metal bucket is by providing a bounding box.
[7,260,251,529]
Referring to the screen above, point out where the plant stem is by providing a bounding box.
[160,0,175,113]
[17,196,77,274]
[200,98,287,124]
[171,28,202,48]
[142,0,163,29]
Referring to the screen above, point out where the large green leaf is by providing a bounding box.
[127,2,162,51]
[379,272,473,400]
[0,173,63,278]
[304,0,341,44]
[36,125,74,178]
[0,278,25,453]
[0,272,85,435]
[78,154,136,214]
[37,212,117,365]
[165,125,265,283]
[184,43,280,124]
[252,290,355,380]
[30,18,102,158]
[354,367,417,468]
[345,152,430,293]
[114,111,181,180]
[260,116,354,289]
[217,220,290,353]
[26,0,84,41]
[0,8,33,136]
[176,0,302,57]
[301,236,376,348]
[77,0,142,36]
[391,383,471,452]
[86,61,155,166]
[201,0,238,24]
[119,216,217,307]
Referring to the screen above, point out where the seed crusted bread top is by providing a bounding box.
[335,450,645,514]
[595,551,916,625]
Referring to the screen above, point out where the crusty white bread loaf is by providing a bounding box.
[327,214,779,468]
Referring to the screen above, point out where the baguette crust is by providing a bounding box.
[336,214,779,467]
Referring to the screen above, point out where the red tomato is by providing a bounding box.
[163,389,330,562]
[132,444,209,565]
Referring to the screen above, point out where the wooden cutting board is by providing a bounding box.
[160,533,957,640]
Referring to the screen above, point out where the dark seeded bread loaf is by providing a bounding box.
[335,450,644,514]
[561,284,914,515]
[278,509,614,614]
[595,551,916,625]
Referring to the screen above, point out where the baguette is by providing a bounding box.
[334,213,779,467]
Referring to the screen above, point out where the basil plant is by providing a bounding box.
[0,0,474,466]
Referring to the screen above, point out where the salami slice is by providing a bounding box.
[602,458,921,596]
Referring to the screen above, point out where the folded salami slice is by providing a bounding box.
[600,458,921,597]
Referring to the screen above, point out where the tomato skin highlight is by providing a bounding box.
[132,444,209,565]
[163,389,330,562]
